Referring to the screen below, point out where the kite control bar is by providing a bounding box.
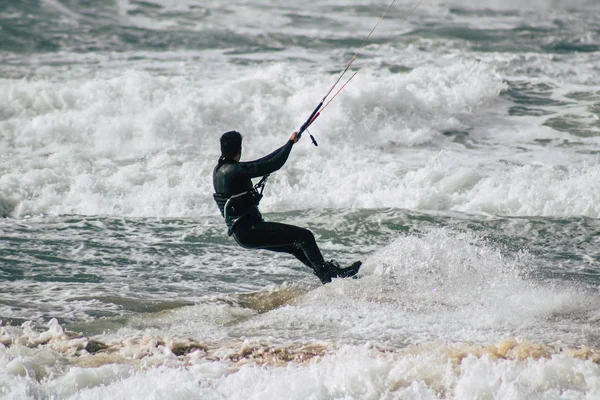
[297,101,322,146]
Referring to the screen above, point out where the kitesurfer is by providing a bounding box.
[213,130,361,284]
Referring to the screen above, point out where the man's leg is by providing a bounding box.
[261,244,313,268]
[233,221,333,283]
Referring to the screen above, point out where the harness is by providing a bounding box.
[213,175,269,236]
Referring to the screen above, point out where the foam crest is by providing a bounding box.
[0,62,596,218]
[0,61,504,218]
[269,150,600,217]
[0,60,501,149]
[348,228,599,342]
[312,60,505,147]
[3,319,600,400]
[459,162,600,217]
[363,228,522,305]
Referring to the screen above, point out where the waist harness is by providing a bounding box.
[213,175,269,236]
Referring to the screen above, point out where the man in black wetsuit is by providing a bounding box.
[213,130,361,284]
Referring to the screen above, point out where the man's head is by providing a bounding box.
[220,130,242,160]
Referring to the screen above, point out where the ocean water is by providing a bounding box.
[2,0,600,398]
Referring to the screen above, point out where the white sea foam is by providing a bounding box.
[3,331,600,400]
[4,60,597,219]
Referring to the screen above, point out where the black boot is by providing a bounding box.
[313,260,363,284]
[312,261,341,284]
[327,260,362,279]
[313,266,333,284]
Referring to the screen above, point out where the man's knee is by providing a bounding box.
[295,227,316,246]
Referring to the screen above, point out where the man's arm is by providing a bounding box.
[238,132,299,178]
[253,143,289,164]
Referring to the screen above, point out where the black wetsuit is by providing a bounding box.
[213,140,361,284]
[212,140,334,282]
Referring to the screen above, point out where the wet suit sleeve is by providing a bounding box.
[253,141,292,163]
[237,140,294,178]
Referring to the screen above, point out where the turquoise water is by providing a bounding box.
[2,211,600,327]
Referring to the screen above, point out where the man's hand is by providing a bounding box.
[290,131,300,143]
